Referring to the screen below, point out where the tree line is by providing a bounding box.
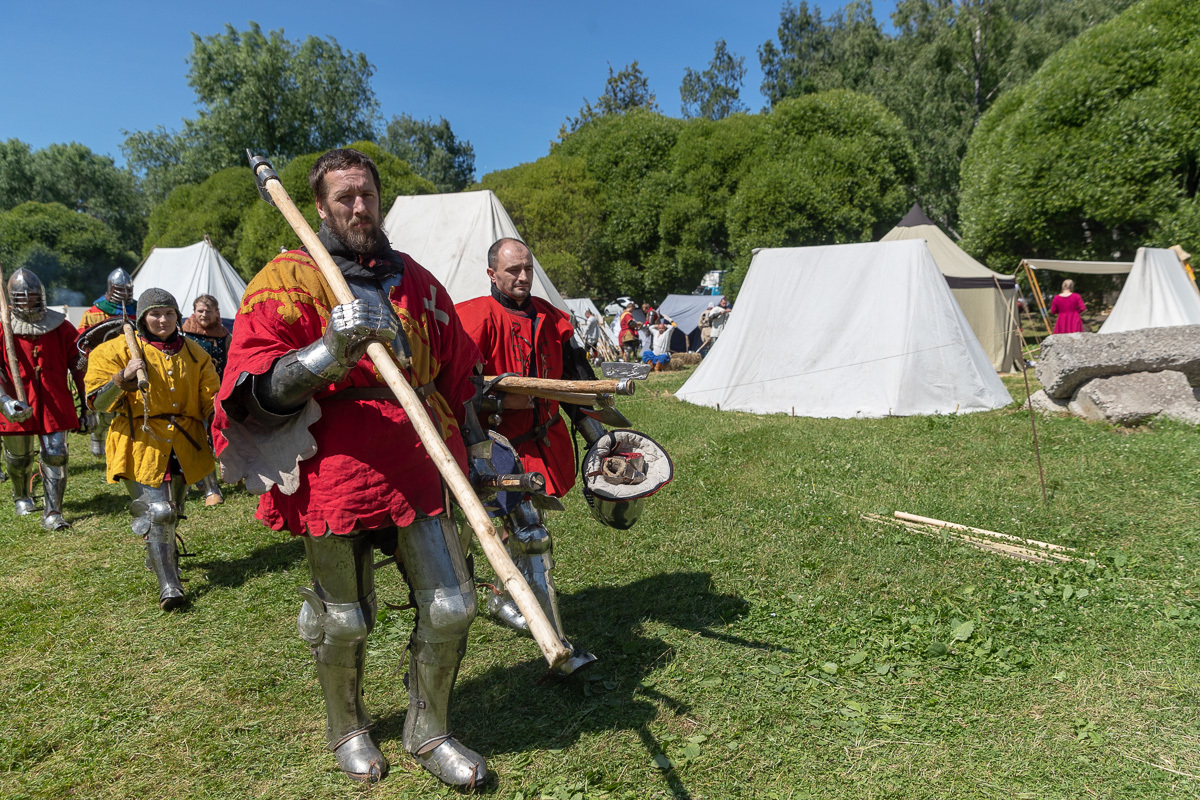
[3,1,1195,306]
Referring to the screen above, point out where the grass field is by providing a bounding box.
[2,368,1199,799]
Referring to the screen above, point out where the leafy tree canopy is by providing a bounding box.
[0,202,135,302]
[382,115,475,192]
[123,22,378,203]
[0,139,145,253]
[236,140,435,279]
[142,166,258,260]
[758,0,1138,232]
[680,39,749,121]
[486,91,913,301]
[960,0,1200,271]
[562,61,659,136]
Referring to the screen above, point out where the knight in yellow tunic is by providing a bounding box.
[84,289,219,610]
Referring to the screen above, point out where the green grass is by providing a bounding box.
[2,369,1199,799]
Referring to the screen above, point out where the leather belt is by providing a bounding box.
[335,382,437,403]
[150,414,204,451]
[509,413,562,447]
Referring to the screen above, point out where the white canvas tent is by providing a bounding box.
[132,238,247,320]
[1099,247,1200,334]
[563,297,617,347]
[657,294,724,351]
[382,190,568,311]
[881,204,1021,372]
[676,241,1013,418]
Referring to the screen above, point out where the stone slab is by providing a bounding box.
[1035,324,1200,399]
[1067,370,1200,426]
[1026,390,1070,414]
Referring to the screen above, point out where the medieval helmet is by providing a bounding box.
[105,268,134,304]
[581,429,674,530]
[8,269,46,322]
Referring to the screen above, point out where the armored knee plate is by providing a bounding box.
[395,517,486,789]
[301,534,388,783]
[39,433,69,530]
[126,480,185,610]
[3,436,35,515]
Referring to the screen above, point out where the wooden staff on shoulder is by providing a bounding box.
[0,263,26,403]
[122,319,150,392]
[247,152,572,671]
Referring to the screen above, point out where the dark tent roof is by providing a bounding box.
[896,203,936,228]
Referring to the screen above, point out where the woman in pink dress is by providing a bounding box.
[1050,279,1087,333]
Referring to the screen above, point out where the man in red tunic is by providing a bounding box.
[456,238,605,676]
[213,149,487,788]
[0,269,86,530]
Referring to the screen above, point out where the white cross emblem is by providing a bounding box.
[424,285,450,326]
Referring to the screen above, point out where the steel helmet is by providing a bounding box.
[581,429,673,530]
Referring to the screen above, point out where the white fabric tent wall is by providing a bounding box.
[881,205,1021,372]
[563,297,617,347]
[132,239,247,318]
[382,191,567,311]
[676,241,1013,418]
[1099,247,1200,334]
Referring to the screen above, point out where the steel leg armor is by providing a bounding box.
[488,500,596,676]
[3,436,36,516]
[125,478,187,610]
[89,412,114,458]
[198,470,224,506]
[298,533,388,783]
[396,516,487,789]
[39,432,69,530]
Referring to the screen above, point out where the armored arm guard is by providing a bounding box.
[559,337,603,431]
[224,299,400,426]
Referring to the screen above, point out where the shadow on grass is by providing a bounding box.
[188,539,306,596]
[64,484,131,520]
[375,571,753,799]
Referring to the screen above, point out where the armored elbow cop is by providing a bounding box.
[581,429,673,530]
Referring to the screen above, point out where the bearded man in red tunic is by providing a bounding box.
[214,149,487,788]
[0,269,87,530]
[456,238,608,677]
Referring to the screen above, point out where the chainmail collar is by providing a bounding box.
[313,222,404,282]
[10,308,65,337]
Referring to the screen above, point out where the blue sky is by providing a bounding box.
[2,0,893,178]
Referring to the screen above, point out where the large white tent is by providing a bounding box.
[563,297,618,347]
[881,204,1021,372]
[382,190,567,310]
[133,238,247,320]
[657,293,725,351]
[676,241,1013,418]
[1099,247,1200,334]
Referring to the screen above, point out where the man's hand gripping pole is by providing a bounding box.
[247,152,573,671]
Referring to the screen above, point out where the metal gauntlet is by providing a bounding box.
[324,299,400,368]
[0,394,32,423]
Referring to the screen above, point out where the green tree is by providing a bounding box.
[0,202,135,301]
[30,143,146,252]
[681,40,749,120]
[235,141,435,279]
[478,156,604,297]
[759,1,834,104]
[123,22,379,202]
[381,115,475,192]
[142,166,259,259]
[563,61,659,135]
[960,0,1200,270]
[0,140,36,210]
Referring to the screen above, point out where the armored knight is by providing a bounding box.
[456,238,674,676]
[84,289,219,610]
[214,148,488,788]
[0,269,87,530]
[78,268,136,458]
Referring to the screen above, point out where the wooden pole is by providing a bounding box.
[0,264,26,403]
[249,155,571,670]
[122,323,151,391]
[995,275,1049,505]
[893,511,1073,553]
[485,376,633,397]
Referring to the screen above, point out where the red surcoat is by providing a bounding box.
[456,294,577,498]
[0,320,81,436]
[212,250,481,536]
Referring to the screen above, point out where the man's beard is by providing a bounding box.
[329,212,387,256]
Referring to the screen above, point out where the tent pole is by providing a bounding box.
[997,275,1049,505]
[1023,262,1054,338]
